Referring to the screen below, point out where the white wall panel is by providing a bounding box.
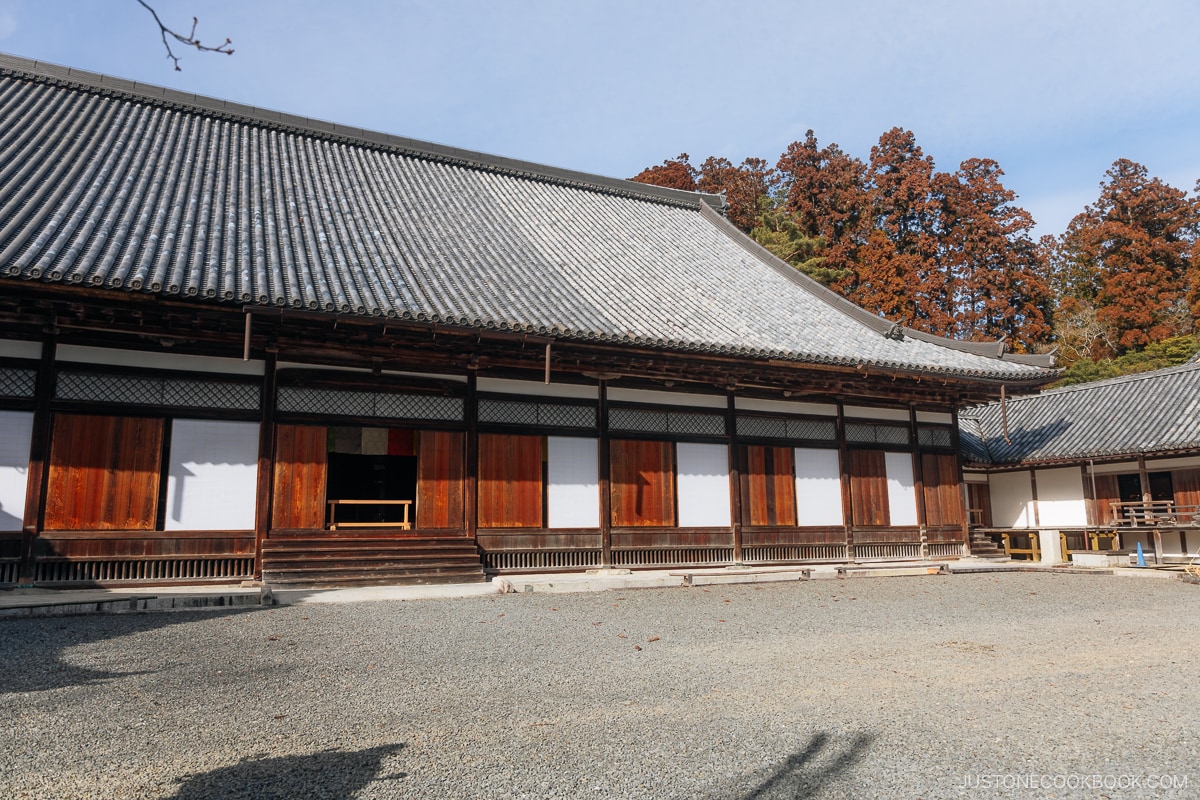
[794,448,843,525]
[0,410,34,531]
[478,378,597,400]
[0,340,41,359]
[884,452,918,526]
[547,437,600,528]
[989,471,1034,527]
[60,345,264,375]
[165,420,260,530]
[1034,467,1088,527]
[735,397,837,416]
[844,405,910,422]
[606,387,726,409]
[676,442,731,527]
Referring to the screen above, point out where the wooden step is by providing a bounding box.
[261,535,486,588]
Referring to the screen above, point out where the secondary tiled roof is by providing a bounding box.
[960,362,1200,465]
[0,54,1054,382]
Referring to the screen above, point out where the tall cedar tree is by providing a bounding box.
[939,158,1052,350]
[630,153,697,191]
[856,128,950,333]
[775,131,868,284]
[695,156,778,233]
[1056,159,1197,350]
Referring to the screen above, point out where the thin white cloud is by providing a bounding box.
[0,12,17,40]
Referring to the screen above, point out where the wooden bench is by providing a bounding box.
[326,499,412,530]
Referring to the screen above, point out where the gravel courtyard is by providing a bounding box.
[2,572,1198,800]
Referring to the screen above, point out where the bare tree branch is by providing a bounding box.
[136,0,234,71]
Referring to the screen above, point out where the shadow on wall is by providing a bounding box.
[169,744,407,800]
[722,731,875,800]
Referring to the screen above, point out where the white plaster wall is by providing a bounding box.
[606,387,726,409]
[843,406,911,422]
[676,442,731,527]
[735,397,836,416]
[884,452,918,526]
[1034,467,1088,527]
[794,448,843,526]
[60,345,264,375]
[0,410,33,531]
[164,420,260,530]
[546,437,600,528]
[989,471,1034,528]
[477,378,597,400]
[0,339,41,359]
[915,411,954,424]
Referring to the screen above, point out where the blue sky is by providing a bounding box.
[1,0,1197,237]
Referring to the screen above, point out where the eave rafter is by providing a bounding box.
[0,285,1041,407]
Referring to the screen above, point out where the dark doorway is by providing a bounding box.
[1117,471,1175,503]
[326,453,417,525]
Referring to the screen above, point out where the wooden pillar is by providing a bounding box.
[253,352,277,580]
[598,380,612,567]
[909,406,927,558]
[726,392,743,565]
[19,335,56,584]
[465,373,478,542]
[1080,463,1096,538]
[1136,455,1162,564]
[950,407,971,554]
[837,402,854,562]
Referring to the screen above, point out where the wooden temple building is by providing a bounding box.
[0,54,1057,588]
[959,359,1200,564]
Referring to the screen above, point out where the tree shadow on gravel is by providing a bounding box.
[736,731,875,800]
[169,744,406,800]
[0,607,265,695]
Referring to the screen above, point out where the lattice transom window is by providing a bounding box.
[56,370,259,411]
[478,398,597,429]
[0,367,36,398]
[736,414,836,442]
[845,421,910,446]
[278,386,463,422]
[609,406,725,437]
[918,426,954,449]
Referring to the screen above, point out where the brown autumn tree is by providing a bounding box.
[855,128,950,333]
[775,130,869,285]
[695,156,779,233]
[1055,159,1197,351]
[630,153,698,191]
[939,158,1052,351]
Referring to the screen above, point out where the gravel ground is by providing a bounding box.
[2,572,1198,800]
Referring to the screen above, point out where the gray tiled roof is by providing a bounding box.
[0,55,1053,382]
[960,362,1200,465]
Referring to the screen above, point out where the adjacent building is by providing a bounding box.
[959,360,1200,563]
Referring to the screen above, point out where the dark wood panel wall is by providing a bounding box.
[849,449,889,527]
[44,414,164,531]
[477,433,543,527]
[610,439,675,527]
[921,453,963,526]
[271,424,328,529]
[740,445,797,527]
[416,430,465,529]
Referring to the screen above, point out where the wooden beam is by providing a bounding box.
[598,380,612,568]
[727,393,743,564]
[253,353,278,580]
[20,335,56,583]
